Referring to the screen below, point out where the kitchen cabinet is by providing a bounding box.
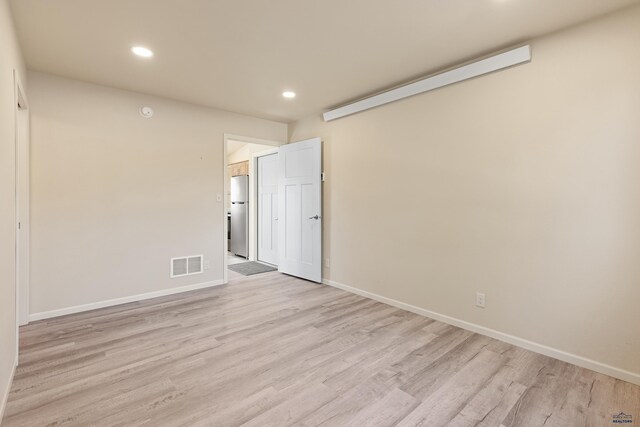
[228,160,249,177]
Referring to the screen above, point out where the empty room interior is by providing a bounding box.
[1,0,640,426]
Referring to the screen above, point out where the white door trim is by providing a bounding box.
[14,70,30,361]
[222,134,282,284]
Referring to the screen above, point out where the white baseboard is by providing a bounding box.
[29,280,225,322]
[323,278,640,386]
[0,357,17,423]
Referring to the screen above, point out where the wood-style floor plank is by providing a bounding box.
[2,271,638,427]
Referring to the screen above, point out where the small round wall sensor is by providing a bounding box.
[139,106,154,118]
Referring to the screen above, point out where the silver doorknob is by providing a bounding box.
[309,215,320,220]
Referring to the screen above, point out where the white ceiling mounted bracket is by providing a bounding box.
[323,45,531,122]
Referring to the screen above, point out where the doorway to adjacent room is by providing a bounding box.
[223,135,323,284]
[224,135,280,281]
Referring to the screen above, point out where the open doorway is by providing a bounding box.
[223,135,281,282]
[222,135,324,284]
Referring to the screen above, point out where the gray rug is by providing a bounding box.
[228,261,277,276]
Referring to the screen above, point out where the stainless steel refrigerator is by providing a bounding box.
[230,176,249,257]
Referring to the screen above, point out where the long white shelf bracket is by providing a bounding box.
[323,45,531,122]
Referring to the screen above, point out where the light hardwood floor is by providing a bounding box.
[2,272,639,426]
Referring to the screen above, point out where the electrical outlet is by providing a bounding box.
[325,258,331,268]
[204,260,211,270]
[216,193,222,202]
[476,292,486,308]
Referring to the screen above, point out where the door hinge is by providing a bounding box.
[321,172,326,182]
[17,222,21,230]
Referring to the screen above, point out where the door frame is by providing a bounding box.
[14,71,30,359]
[222,134,282,284]
[251,148,279,266]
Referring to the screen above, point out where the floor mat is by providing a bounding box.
[228,261,277,276]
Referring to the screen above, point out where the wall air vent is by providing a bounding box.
[171,255,203,278]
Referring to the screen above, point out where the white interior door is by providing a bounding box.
[257,153,278,265]
[278,138,322,283]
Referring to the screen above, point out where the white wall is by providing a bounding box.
[289,6,640,381]
[0,0,26,419]
[28,71,287,317]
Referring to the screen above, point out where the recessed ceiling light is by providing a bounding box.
[131,46,153,58]
[282,91,296,99]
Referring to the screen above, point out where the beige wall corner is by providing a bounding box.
[289,5,640,380]
[27,71,287,316]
